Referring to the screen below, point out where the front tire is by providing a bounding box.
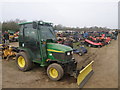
[16,52,33,72]
[47,63,64,81]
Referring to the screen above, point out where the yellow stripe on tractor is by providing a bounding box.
[47,49,64,53]
[77,61,94,88]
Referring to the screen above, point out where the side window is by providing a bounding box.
[24,24,31,37]
[19,25,24,41]
[24,24,38,42]
[19,25,23,35]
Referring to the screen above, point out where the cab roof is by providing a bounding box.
[18,22,33,25]
[18,21,53,25]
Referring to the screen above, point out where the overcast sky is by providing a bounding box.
[1,0,119,29]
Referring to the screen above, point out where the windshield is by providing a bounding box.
[39,25,56,40]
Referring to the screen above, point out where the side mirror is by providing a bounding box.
[33,22,37,29]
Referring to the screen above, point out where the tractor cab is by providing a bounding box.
[18,21,73,66]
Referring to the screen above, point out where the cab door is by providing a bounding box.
[23,24,41,60]
[38,29,47,61]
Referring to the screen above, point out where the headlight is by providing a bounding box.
[71,51,73,54]
[49,53,52,56]
[67,52,70,55]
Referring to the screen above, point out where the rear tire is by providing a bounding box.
[47,63,64,81]
[16,52,33,72]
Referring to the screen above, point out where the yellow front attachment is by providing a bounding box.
[77,61,94,86]
[3,48,16,57]
[3,50,10,57]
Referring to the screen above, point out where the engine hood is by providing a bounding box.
[47,43,72,53]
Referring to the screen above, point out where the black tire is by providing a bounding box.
[16,52,33,72]
[47,63,64,81]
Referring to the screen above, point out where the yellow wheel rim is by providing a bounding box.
[18,56,25,68]
[49,68,58,78]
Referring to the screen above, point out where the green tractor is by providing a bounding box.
[16,21,94,88]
